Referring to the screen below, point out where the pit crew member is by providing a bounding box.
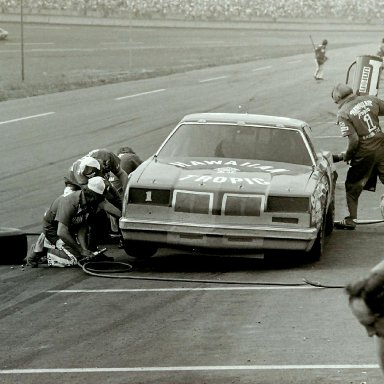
[331,83,384,229]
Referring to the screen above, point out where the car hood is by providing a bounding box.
[130,156,314,195]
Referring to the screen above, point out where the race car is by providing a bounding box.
[0,27,8,40]
[120,113,337,261]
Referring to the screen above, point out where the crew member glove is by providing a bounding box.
[80,249,94,258]
[332,152,346,163]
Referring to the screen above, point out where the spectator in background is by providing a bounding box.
[314,39,328,80]
[377,37,384,58]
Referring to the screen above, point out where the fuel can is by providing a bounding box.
[346,55,383,96]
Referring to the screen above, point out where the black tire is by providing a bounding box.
[0,227,28,264]
[122,240,158,259]
[324,200,335,236]
[307,211,326,262]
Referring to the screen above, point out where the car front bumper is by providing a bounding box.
[120,218,318,252]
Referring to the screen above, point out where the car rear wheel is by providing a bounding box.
[0,227,28,264]
[122,240,158,259]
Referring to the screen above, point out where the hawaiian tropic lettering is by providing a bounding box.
[170,160,289,174]
[179,174,270,185]
[349,100,373,117]
[349,100,379,134]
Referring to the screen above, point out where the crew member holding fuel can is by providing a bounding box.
[331,83,384,230]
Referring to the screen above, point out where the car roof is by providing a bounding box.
[179,113,308,130]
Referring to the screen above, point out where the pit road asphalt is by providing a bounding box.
[1,20,384,384]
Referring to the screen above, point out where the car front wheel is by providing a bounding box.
[324,200,335,236]
[306,211,326,262]
[122,240,158,259]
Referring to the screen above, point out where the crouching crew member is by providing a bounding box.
[109,146,142,195]
[27,177,121,267]
[64,153,124,243]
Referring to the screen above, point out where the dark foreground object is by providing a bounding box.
[0,227,28,264]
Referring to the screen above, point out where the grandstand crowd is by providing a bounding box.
[1,0,383,22]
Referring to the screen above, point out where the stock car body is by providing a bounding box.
[120,113,337,260]
[0,27,8,40]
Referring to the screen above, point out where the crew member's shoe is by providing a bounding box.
[334,217,356,230]
[26,244,46,268]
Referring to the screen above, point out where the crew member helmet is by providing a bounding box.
[87,176,106,195]
[322,39,328,45]
[78,156,101,178]
[331,83,353,104]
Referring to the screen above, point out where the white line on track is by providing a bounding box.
[199,76,228,83]
[0,364,379,374]
[0,112,55,125]
[115,89,166,100]
[314,135,342,139]
[311,121,337,125]
[48,287,315,293]
[101,41,144,45]
[4,42,54,45]
[252,66,271,71]
[26,26,70,30]
[287,60,302,64]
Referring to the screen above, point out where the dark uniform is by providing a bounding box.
[109,146,142,194]
[43,190,93,248]
[377,38,384,58]
[27,178,110,267]
[336,93,384,227]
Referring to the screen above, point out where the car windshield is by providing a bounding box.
[157,123,313,166]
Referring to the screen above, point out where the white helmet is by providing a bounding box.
[78,156,101,178]
[87,176,106,195]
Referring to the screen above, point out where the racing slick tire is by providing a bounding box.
[324,200,335,236]
[0,227,28,264]
[122,240,158,259]
[306,210,327,262]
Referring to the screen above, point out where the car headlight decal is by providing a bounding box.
[266,196,309,212]
[173,190,213,214]
[222,194,265,216]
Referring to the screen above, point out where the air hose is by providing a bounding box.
[302,278,345,289]
[24,219,382,288]
[78,259,307,285]
[354,219,384,225]
[78,260,345,288]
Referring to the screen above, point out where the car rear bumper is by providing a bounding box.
[120,218,317,251]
